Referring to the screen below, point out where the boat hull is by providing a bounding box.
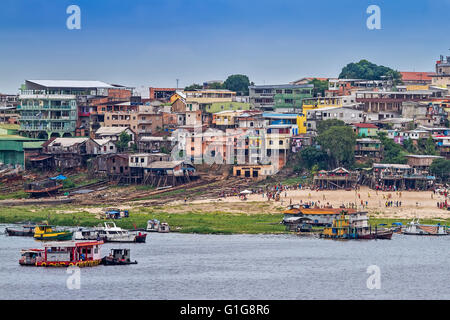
[34,232,73,241]
[34,260,102,267]
[101,257,138,265]
[135,234,147,243]
[358,231,393,240]
[6,228,34,237]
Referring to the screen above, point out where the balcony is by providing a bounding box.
[78,111,91,117]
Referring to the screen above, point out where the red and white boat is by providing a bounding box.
[19,240,104,267]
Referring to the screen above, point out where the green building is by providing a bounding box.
[205,102,251,113]
[0,135,42,168]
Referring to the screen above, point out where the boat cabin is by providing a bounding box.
[35,240,104,267]
[19,249,44,266]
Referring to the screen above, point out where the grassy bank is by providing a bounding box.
[0,203,448,235]
[0,205,287,234]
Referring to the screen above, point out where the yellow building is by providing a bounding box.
[297,97,343,134]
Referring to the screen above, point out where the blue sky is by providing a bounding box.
[0,0,449,94]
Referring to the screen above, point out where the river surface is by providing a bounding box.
[0,224,448,300]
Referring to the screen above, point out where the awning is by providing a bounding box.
[29,155,52,161]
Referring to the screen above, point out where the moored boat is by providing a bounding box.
[34,225,73,241]
[19,249,44,266]
[19,240,104,267]
[101,248,137,265]
[403,219,448,236]
[321,211,393,240]
[146,219,170,233]
[73,228,105,241]
[134,232,147,243]
[6,223,35,237]
[96,222,145,243]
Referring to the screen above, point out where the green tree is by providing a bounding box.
[115,132,132,152]
[184,83,203,91]
[317,126,357,168]
[309,78,329,97]
[207,82,224,89]
[403,138,416,154]
[316,119,346,135]
[430,158,450,182]
[223,74,252,96]
[417,137,438,155]
[339,59,402,83]
[299,146,329,170]
[377,131,407,164]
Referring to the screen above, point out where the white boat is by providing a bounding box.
[146,219,170,233]
[403,219,448,236]
[95,222,137,242]
[73,228,104,241]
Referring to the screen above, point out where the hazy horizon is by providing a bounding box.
[0,0,448,95]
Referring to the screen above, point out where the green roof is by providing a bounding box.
[23,141,44,149]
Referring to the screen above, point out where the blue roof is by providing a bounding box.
[50,175,67,180]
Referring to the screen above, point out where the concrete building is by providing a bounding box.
[18,80,132,139]
[305,106,365,133]
[249,84,313,111]
[431,55,450,87]
[355,138,383,162]
[355,90,445,114]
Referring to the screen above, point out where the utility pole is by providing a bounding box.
[176,79,179,90]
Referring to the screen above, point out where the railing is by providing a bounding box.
[19,105,75,110]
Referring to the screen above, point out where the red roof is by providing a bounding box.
[353,123,378,128]
[400,72,435,82]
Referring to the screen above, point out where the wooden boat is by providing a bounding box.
[134,232,147,243]
[19,241,104,267]
[19,249,44,266]
[5,223,35,237]
[34,225,73,241]
[24,179,62,197]
[403,219,448,236]
[101,248,137,265]
[321,211,393,240]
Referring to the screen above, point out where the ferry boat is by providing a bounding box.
[403,219,448,236]
[321,211,393,240]
[19,241,104,267]
[5,223,35,237]
[146,219,170,233]
[34,225,73,241]
[101,248,137,265]
[96,222,147,243]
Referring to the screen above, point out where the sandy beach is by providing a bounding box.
[185,186,450,220]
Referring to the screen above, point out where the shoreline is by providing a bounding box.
[0,202,448,235]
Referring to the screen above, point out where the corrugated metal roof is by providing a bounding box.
[27,80,115,89]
